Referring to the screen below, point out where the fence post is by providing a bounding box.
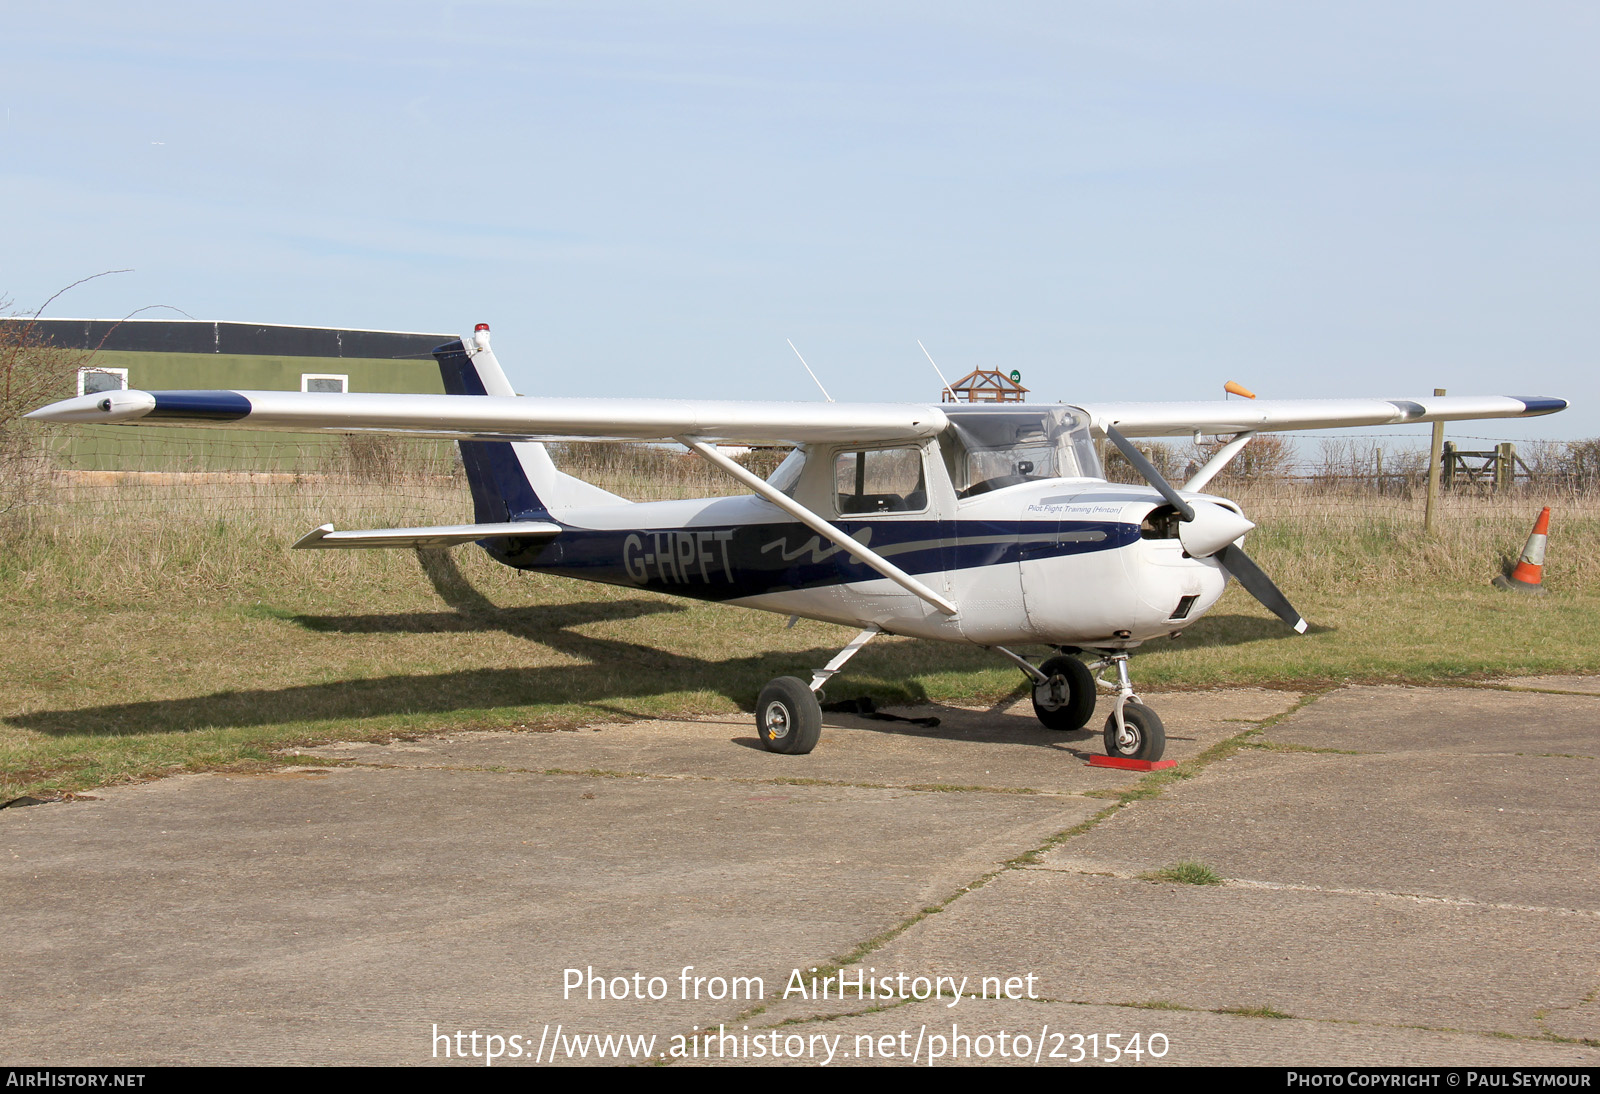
[1495,442,1515,492]
[1425,388,1446,532]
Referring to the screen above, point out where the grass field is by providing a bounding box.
[3,453,1597,802]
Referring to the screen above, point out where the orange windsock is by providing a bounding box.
[1224,381,1257,399]
[1494,507,1550,595]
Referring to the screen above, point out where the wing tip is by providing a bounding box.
[1511,396,1569,416]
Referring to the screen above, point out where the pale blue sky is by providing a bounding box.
[3,2,1595,439]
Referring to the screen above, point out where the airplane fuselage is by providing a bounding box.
[486,477,1229,649]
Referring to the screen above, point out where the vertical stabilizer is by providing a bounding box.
[432,326,626,523]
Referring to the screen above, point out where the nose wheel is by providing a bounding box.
[1098,652,1165,762]
[1104,701,1165,761]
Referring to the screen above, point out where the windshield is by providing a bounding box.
[765,447,806,497]
[941,405,1100,498]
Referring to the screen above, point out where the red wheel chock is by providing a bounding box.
[1088,756,1176,771]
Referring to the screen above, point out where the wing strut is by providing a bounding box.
[1182,431,1255,492]
[680,437,959,617]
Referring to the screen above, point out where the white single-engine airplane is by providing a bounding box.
[28,326,1567,762]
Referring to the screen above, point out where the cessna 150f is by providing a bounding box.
[27,325,1567,762]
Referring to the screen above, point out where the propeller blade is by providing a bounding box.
[1106,424,1304,633]
[1104,425,1193,520]
[1216,543,1308,634]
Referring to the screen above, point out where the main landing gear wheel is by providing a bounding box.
[1031,655,1096,732]
[1103,702,1165,762]
[756,677,822,755]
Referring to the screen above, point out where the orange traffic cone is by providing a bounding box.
[1493,507,1550,595]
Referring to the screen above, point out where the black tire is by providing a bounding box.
[756,677,823,755]
[1103,702,1166,762]
[1032,655,1096,731]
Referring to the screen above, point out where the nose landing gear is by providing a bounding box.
[1097,652,1166,763]
[999,646,1166,762]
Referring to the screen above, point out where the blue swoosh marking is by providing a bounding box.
[487,519,1139,603]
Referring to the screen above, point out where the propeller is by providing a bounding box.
[1105,425,1308,634]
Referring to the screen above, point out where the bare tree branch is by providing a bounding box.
[30,268,134,321]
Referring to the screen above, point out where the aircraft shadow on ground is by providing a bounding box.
[11,551,951,739]
[13,552,1305,744]
[1177,613,1336,645]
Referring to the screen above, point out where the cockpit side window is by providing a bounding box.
[833,446,927,514]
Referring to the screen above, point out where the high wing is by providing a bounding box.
[1077,395,1568,438]
[24,388,1567,443]
[26,388,948,445]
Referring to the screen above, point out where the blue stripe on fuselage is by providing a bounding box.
[482,518,1138,602]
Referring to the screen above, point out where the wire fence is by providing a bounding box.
[4,427,1599,537]
[1102,433,1600,509]
[0,429,795,538]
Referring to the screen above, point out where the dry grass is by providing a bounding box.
[2,441,1597,802]
[1233,484,1600,589]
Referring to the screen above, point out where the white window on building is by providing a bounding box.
[301,373,348,393]
[78,367,129,397]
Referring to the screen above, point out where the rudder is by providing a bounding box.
[433,336,549,522]
[432,328,626,522]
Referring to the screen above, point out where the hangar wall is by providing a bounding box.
[7,319,456,472]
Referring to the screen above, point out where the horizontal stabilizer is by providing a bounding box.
[293,521,561,550]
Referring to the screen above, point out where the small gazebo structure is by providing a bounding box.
[942,368,1028,403]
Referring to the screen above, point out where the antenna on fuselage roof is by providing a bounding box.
[786,339,834,403]
[918,340,957,402]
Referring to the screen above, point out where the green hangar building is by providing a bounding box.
[7,319,455,471]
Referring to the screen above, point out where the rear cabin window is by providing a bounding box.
[834,447,927,514]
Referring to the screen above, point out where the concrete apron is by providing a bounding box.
[2,682,1595,1066]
